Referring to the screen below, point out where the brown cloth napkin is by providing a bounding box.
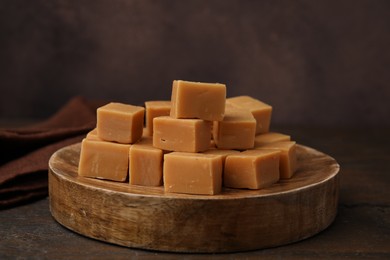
[0,97,103,209]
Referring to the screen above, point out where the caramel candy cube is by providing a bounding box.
[170,80,226,121]
[145,101,171,136]
[129,143,164,186]
[203,149,240,167]
[254,132,291,147]
[97,102,144,144]
[163,152,223,195]
[153,116,211,152]
[86,128,101,141]
[224,149,280,189]
[257,141,297,179]
[227,96,272,134]
[78,139,130,182]
[212,104,256,150]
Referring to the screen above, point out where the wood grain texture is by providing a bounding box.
[48,143,339,253]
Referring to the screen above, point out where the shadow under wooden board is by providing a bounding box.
[48,143,340,253]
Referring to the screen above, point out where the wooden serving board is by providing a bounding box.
[48,143,340,253]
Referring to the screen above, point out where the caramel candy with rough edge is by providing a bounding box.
[227,96,272,134]
[78,138,130,182]
[213,103,256,150]
[129,143,164,187]
[202,149,240,168]
[97,102,144,144]
[163,152,223,195]
[256,141,297,179]
[224,149,280,189]
[153,116,211,153]
[170,80,226,121]
[86,128,101,141]
[145,101,171,136]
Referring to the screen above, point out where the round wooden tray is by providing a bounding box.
[48,143,339,253]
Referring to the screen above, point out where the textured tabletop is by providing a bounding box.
[1,126,389,259]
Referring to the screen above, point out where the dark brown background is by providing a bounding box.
[1,0,389,126]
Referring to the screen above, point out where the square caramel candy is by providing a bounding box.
[144,101,171,136]
[227,96,272,134]
[254,132,291,147]
[78,138,130,182]
[224,149,280,189]
[97,102,144,144]
[202,149,240,168]
[170,80,226,121]
[153,116,211,153]
[163,152,223,195]
[86,128,101,141]
[212,103,256,150]
[129,143,164,187]
[257,141,297,179]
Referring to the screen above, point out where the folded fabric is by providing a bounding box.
[0,97,102,209]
